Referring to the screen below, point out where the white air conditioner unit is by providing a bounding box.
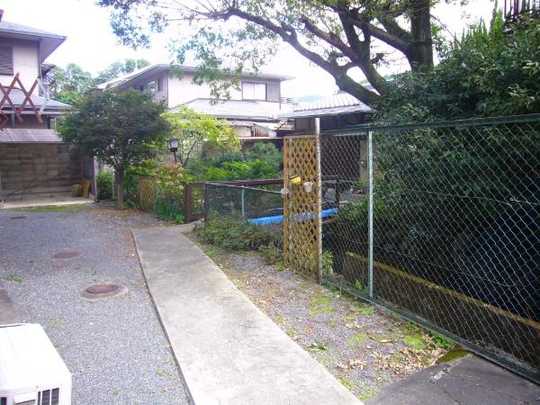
[0,324,71,405]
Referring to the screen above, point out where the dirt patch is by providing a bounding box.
[190,236,452,401]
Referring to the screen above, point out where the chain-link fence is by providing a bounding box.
[317,114,539,383]
[205,180,283,220]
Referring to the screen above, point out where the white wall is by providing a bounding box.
[167,73,242,108]
[0,39,39,94]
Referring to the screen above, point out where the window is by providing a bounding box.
[0,46,13,75]
[1,397,7,405]
[37,389,59,405]
[242,82,266,100]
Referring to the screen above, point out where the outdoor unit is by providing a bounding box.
[0,324,71,405]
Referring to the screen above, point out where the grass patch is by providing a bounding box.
[309,291,335,316]
[338,376,354,391]
[403,334,427,350]
[429,331,455,350]
[347,332,368,347]
[3,274,23,283]
[358,385,377,401]
[436,348,469,364]
[347,300,375,317]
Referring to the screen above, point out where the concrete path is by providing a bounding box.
[132,226,361,405]
[367,354,540,405]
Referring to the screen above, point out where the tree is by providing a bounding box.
[381,13,540,121]
[97,0,442,107]
[59,90,168,209]
[162,106,239,167]
[47,64,95,104]
[95,58,151,84]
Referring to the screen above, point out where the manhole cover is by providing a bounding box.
[10,216,26,220]
[53,250,80,259]
[82,283,127,300]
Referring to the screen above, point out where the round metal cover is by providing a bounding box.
[82,283,128,300]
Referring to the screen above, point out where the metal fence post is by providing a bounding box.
[241,187,246,218]
[315,118,323,283]
[203,183,209,221]
[367,130,374,299]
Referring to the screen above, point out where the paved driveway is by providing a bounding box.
[0,205,191,404]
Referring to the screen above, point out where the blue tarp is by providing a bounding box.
[248,208,338,225]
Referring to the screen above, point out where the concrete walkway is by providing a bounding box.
[132,226,361,405]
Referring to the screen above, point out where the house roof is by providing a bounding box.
[280,92,374,119]
[97,64,294,90]
[0,21,66,62]
[0,88,71,113]
[178,98,294,122]
[0,129,63,143]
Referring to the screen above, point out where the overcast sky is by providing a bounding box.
[0,0,493,97]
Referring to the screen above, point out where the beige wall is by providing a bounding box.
[166,72,282,108]
[167,73,242,108]
[0,38,39,94]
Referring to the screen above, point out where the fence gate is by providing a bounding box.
[283,135,322,281]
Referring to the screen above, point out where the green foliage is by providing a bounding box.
[96,171,114,200]
[197,216,280,251]
[59,90,168,167]
[153,164,188,223]
[381,14,540,121]
[258,243,282,265]
[187,142,282,181]
[163,107,239,167]
[322,251,334,276]
[95,58,150,84]
[243,143,282,172]
[59,90,168,208]
[48,64,95,105]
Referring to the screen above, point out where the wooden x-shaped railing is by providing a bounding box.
[0,72,44,128]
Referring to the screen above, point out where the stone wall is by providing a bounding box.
[0,143,82,200]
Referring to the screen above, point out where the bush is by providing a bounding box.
[186,143,282,181]
[153,164,188,223]
[96,171,113,200]
[197,216,280,251]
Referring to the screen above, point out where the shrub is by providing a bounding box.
[153,164,188,223]
[186,143,282,181]
[258,243,282,265]
[96,171,113,200]
[197,216,280,251]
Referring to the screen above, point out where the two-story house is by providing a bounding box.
[98,64,294,141]
[0,11,85,203]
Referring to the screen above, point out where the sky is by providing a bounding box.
[0,0,494,97]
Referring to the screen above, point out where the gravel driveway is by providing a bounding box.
[0,204,191,405]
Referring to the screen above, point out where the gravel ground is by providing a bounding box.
[192,239,453,402]
[0,203,191,405]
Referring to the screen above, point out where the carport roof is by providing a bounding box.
[0,129,63,143]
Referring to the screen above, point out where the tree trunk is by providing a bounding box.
[409,0,434,70]
[115,168,125,209]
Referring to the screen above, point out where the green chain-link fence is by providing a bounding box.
[319,114,539,383]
